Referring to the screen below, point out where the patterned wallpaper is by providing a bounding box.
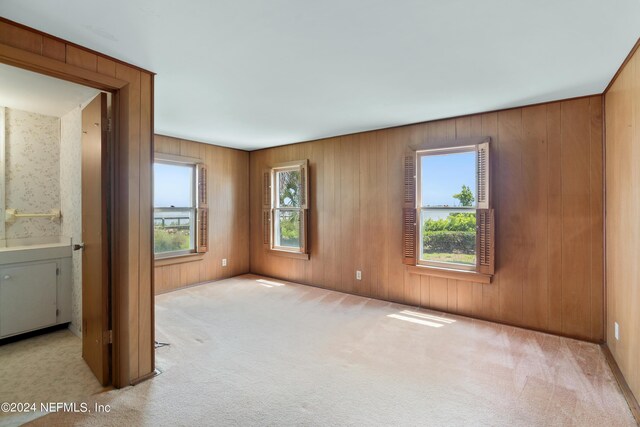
[5,108,61,240]
[0,107,5,242]
[2,105,84,335]
[60,106,83,335]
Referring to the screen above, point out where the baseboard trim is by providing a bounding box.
[154,272,250,296]
[250,271,604,344]
[601,344,640,424]
[130,369,159,386]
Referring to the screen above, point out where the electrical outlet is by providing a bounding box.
[222,258,227,267]
[356,270,362,280]
[615,322,620,340]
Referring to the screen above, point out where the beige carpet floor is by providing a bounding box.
[0,329,109,427]
[25,274,636,426]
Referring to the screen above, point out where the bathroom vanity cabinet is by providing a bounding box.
[0,243,72,339]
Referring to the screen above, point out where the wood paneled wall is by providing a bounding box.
[605,44,640,401]
[250,96,604,342]
[154,135,250,293]
[0,19,154,386]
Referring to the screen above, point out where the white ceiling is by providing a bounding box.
[1,0,639,150]
[0,63,99,117]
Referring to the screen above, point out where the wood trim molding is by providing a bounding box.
[154,277,227,296]
[604,37,640,94]
[406,265,492,284]
[266,249,310,260]
[0,42,127,91]
[154,152,202,164]
[409,136,490,152]
[270,159,308,169]
[0,17,155,75]
[601,94,607,346]
[154,253,204,267]
[129,369,158,386]
[601,344,640,424]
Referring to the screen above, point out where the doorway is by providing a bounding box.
[0,62,113,422]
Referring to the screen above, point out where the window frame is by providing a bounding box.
[271,165,304,253]
[153,157,198,259]
[264,160,309,259]
[271,166,304,253]
[416,145,478,272]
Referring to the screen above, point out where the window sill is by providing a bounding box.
[407,265,492,284]
[154,252,204,267]
[267,249,310,260]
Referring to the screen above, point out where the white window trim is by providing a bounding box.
[271,165,304,254]
[153,156,199,259]
[416,145,478,272]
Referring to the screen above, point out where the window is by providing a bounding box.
[402,139,494,276]
[154,159,208,258]
[263,160,309,257]
[418,147,477,269]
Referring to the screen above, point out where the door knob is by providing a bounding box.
[3,275,10,280]
[73,243,85,251]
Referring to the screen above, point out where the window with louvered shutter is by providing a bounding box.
[196,163,209,253]
[475,141,493,274]
[476,208,494,275]
[262,210,271,246]
[265,160,309,256]
[477,141,490,209]
[413,139,493,276]
[403,152,417,265]
[262,169,272,249]
[262,169,272,210]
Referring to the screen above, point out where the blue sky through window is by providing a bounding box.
[154,163,194,207]
[421,151,476,207]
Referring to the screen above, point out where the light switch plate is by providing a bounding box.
[615,322,620,340]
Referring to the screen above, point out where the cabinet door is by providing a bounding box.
[0,262,57,337]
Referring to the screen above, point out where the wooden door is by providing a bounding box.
[81,93,110,385]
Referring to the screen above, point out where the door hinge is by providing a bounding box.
[103,330,113,345]
[107,117,113,133]
[56,308,59,316]
[56,267,60,276]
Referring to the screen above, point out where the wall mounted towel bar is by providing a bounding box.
[5,208,61,223]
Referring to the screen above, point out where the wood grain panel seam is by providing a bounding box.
[545,104,552,330]
[518,109,524,323]
[138,72,144,379]
[588,98,594,342]
[601,95,607,343]
[559,103,564,335]
[149,74,156,377]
